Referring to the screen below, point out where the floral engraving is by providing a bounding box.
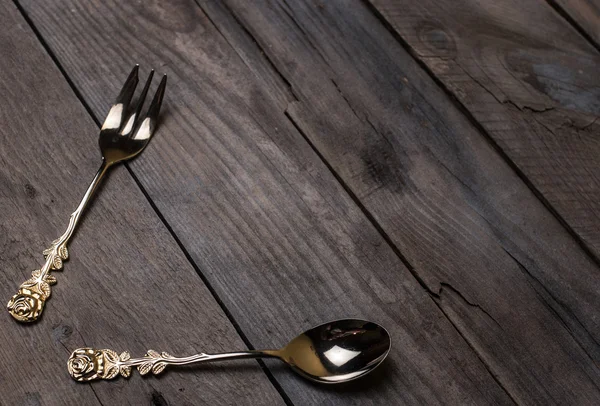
[68,348,177,381]
[7,240,67,322]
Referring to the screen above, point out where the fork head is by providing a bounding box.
[99,65,166,165]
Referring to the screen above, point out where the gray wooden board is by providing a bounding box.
[553,0,600,47]
[0,2,286,405]
[368,0,600,261]
[213,0,600,403]
[14,0,530,405]
[17,0,600,404]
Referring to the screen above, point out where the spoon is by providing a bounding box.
[67,319,391,384]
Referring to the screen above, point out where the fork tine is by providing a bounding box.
[121,69,154,135]
[147,74,167,125]
[102,65,139,130]
[115,65,139,106]
[133,74,167,140]
[133,69,154,121]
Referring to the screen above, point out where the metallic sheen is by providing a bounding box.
[8,66,166,322]
[68,319,390,384]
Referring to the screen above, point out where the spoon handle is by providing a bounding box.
[67,347,279,382]
[7,161,110,322]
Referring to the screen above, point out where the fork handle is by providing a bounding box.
[7,161,110,322]
[67,347,280,382]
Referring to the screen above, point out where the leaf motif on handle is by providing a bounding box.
[22,270,43,288]
[152,362,167,375]
[120,351,131,361]
[104,366,119,380]
[104,349,119,363]
[44,275,57,285]
[52,256,63,270]
[39,282,51,299]
[120,366,132,378]
[146,350,161,359]
[21,278,38,288]
[59,246,69,260]
[138,362,153,376]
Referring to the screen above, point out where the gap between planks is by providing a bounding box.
[544,0,600,52]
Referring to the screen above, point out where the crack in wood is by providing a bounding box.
[435,282,502,328]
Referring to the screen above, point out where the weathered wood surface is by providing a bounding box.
[0,2,285,405]
[552,0,600,47]
[3,0,599,404]
[369,0,600,261]
[17,0,600,404]
[17,1,519,405]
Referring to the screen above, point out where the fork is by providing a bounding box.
[7,66,166,322]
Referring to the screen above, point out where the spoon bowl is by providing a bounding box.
[275,319,391,383]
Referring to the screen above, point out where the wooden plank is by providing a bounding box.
[552,0,600,47]
[367,0,600,260]
[16,0,527,404]
[0,2,285,405]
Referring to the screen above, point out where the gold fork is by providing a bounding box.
[7,66,166,322]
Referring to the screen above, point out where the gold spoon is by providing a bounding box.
[67,319,391,384]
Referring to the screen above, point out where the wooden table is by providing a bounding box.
[1,0,598,404]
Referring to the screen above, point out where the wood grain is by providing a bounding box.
[15,0,528,404]
[0,2,285,405]
[368,0,600,261]
[18,0,600,404]
[552,0,600,47]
